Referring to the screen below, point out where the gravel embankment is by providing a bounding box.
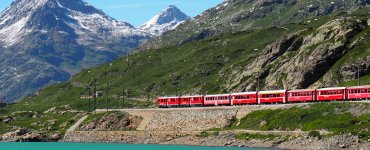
[144,109,237,131]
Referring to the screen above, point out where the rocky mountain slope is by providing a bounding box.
[140,0,370,50]
[140,5,190,36]
[228,16,370,90]
[0,0,150,102]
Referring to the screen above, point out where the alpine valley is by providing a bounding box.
[0,0,189,102]
[1,0,370,149]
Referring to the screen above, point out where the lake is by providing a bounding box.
[0,142,271,150]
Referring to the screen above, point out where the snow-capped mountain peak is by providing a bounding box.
[0,0,149,47]
[140,5,190,36]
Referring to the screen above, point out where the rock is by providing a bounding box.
[48,119,57,126]
[165,137,174,141]
[48,134,62,141]
[30,122,39,127]
[3,116,13,123]
[273,140,283,145]
[15,128,30,136]
[80,112,142,131]
[44,107,57,114]
[339,144,346,148]
[59,122,69,128]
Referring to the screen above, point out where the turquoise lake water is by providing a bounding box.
[0,143,271,150]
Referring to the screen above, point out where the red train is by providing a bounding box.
[158,85,370,108]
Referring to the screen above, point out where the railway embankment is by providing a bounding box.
[63,102,370,149]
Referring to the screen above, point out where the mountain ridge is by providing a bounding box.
[139,0,370,50]
[0,0,151,102]
[139,5,190,36]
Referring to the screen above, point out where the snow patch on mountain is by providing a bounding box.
[0,15,30,47]
[67,10,148,46]
[140,5,190,36]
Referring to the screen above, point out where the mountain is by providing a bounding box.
[18,0,370,102]
[139,5,190,36]
[140,0,370,50]
[0,0,151,102]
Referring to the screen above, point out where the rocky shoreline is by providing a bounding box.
[0,128,61,142]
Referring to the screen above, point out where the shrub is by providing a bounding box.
[308,130,321,138]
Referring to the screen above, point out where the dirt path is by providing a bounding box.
[67,115,88,132]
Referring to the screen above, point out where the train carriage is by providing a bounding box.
[157,97,168,108]
[316,87,346,101]
[347,86,370,100]
[165,96,180,107]
[287,89,316,103]
[204,94,231,106]
[259,90,287,104]
[179,96,191,107]
[180,95,203,107]
[231,92,258,105]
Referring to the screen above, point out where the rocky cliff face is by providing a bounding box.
[227,17,370,91]
[79,112,142,131]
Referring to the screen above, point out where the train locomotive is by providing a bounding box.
[157,85,370,108]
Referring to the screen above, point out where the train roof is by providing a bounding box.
[158,96,179,99]
[347,85,370,89]
[204,94,230,97]
[231,92,258,95]
[180,95,203,97]
[259,90,287,94]
[317,87,347,91]
[288,89,316,92]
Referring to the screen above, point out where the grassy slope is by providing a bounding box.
[236,103,370,139]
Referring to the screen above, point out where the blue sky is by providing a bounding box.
[0,0,224,27]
